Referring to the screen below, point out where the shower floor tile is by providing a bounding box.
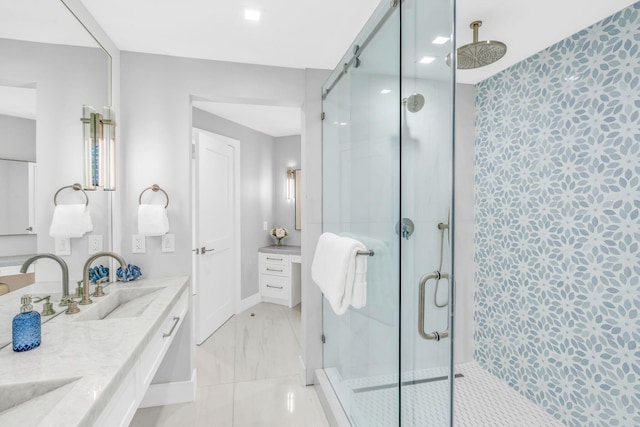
[337,362,563,426]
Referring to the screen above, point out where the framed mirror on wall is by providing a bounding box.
[0,0,111,278]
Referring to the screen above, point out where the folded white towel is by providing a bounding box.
[49,204,93,238]
[312,232,368,315]
[138,204,170,236]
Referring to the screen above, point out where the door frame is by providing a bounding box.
[190,127,242,326]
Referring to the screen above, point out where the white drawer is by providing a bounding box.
[259,253,289,267]
[260,275,289,299]
[259,260,289,277]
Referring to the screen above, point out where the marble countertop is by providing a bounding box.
[259,245,301,256]
[0,275,189,427]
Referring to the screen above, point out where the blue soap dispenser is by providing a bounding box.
[12,294,41,352]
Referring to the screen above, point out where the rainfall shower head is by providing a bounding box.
[454,21,507,69]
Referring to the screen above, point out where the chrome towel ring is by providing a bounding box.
[139,184,169,208]
[54,183,89,207]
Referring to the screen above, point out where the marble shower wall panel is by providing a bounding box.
[474,3,640,426]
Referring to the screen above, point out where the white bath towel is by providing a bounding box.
[49,204,93,238]
[138,204,170,236]
[312,232,368,315]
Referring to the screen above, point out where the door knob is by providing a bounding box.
[201,247,215,254]
[192,248,200,254]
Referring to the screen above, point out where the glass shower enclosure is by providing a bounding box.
[321,0,455,425]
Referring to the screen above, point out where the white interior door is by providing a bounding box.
[193,129,237,345]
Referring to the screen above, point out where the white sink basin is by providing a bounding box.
[73,287,163,321]
[0,377,81,427]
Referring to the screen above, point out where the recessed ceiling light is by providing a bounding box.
[419,56,436,64]
[432,36,449,45]
[244,8,261,21]
[380,89,391,94]
[339,122,348,126]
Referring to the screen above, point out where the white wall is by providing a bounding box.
[192,107,276,299]
[0,115,36,255]
[301,68,331,384]
[453,83,476,364]
[0,38,110,280]
[273,135,301,246]
[0,115,36,161]
[119,51,307,296]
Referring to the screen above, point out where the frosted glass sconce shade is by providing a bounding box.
[287,168,296,200]
[82,105,116,190]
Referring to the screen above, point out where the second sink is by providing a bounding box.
[73,287,163,321]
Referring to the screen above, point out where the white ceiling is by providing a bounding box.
[2,0,637,132]
[456,0,638,84]
[0,0,97,48]
[193,102,301,138]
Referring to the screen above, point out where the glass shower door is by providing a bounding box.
[322,2,401,425]
[321,0,454,425]
[399,0,455,425]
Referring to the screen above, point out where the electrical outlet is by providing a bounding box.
[55,238,71,256]
[263,221,268,231]
[132,235,146,253]
[162,233,175,253]
[88,235,103,254]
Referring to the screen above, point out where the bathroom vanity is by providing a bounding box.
[0,276,192,427]
[258,245,301,307]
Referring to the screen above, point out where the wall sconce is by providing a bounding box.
[82,105,116,190]
[286,168,296,200]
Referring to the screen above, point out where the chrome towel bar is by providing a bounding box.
[356,250,374,256]
[54,183,88,207]
[138,184,169,208]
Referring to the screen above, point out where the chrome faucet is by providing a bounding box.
[20,253,70,306]
[80,251,127,305]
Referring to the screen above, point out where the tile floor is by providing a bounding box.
[130,303,329,427]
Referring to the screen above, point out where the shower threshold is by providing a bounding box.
[319,362,564,427]
[352,373,464,394]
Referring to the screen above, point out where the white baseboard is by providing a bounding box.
[236,293,261,314]
[139,368,197,408]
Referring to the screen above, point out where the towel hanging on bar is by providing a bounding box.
[49,183,93,238]
[312,232,369,315]
[138,184,170,236]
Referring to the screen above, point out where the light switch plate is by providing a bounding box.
[263,221,268,231]
[55,238,71,256]
[162,233,175,252]
[88,235,103,254]
[132,235,146,253]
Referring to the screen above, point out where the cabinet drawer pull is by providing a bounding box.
[162,316,180,338]
[266,257,283,261]
[266,268,283,272]
[266,284,283,289]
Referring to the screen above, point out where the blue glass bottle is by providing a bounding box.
[12,295,41,352]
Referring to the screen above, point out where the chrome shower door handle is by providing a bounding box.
[418,271,450,341]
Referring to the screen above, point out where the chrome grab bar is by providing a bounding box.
[418,271,449,341]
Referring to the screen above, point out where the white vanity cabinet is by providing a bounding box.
[259,246,301,307]
[94,286,190,427]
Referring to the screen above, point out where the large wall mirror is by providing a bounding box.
[0,1,112,279]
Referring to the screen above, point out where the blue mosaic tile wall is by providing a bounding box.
[474,3,640,426]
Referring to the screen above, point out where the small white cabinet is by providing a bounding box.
[259,249,301,307]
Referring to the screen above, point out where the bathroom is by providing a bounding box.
[0,0,639,426]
